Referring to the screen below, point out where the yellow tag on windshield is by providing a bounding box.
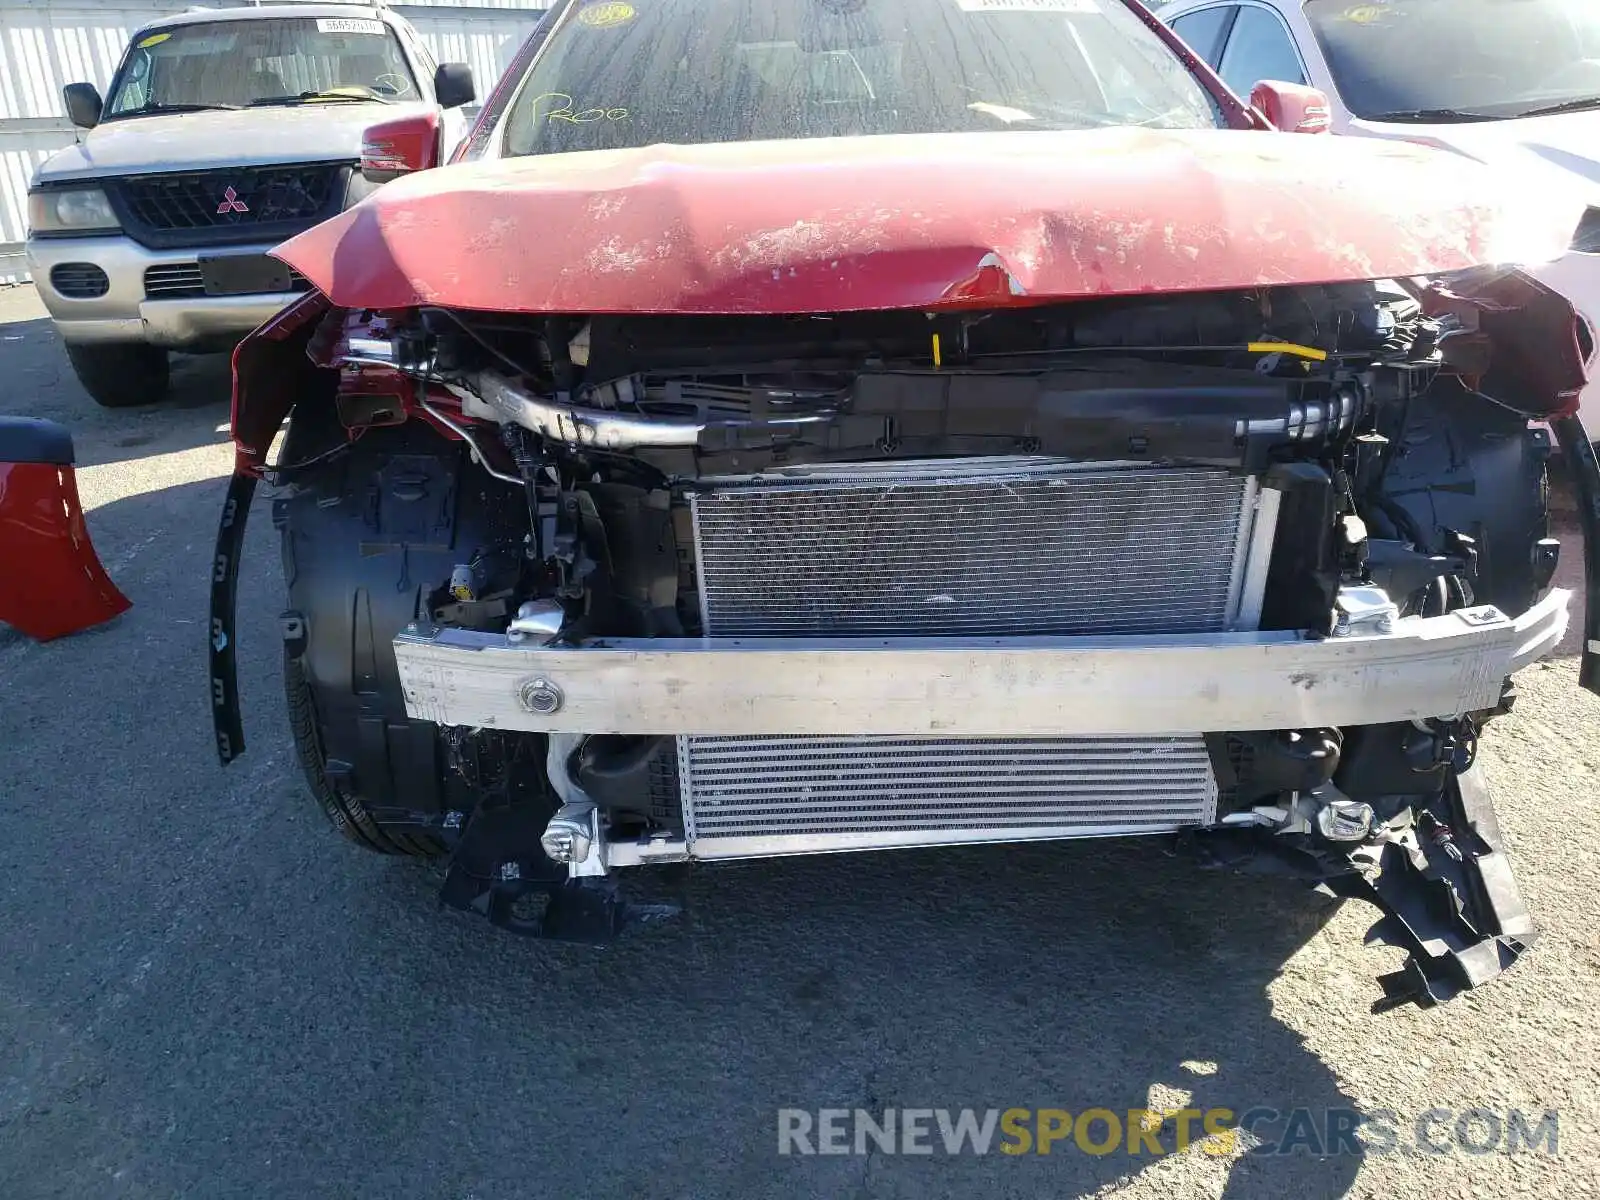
[136,31,172,48]
[578,2,637,28]
[1342,4,1387,22]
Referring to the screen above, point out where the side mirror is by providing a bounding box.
[361,111,442,184]
[1250,80,1333,135]
[433,63,476,110]
[63,83,103,130]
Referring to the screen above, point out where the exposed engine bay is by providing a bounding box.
[216,274,1596,1011]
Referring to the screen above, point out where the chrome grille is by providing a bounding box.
[678,735,1218,858]
[690,459,1252,637]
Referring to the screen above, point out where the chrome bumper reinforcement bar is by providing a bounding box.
[393,590,1569,737]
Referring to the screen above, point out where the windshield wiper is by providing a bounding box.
[248,90,387,107]
[1506,95,1600,119]
[123,102,242,114]
[1364,107,1495,123]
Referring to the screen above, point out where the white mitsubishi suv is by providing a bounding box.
[25,2,476,408]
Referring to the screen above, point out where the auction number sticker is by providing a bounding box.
[578,2,637,27]
[316,18,385,36]
[956,0,1100,12]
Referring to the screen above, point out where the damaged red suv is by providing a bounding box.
[214,0,1600,1011]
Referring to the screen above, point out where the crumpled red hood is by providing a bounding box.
[275,128,1587,314]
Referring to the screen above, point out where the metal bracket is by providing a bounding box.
[1332,584,1398,638]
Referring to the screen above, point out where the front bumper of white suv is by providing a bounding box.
[26,234,305,352]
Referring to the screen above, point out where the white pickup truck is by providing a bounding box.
[24,1,477,408]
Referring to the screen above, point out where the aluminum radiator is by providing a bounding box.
[674,458,1263,857]
[690,458,1255,637]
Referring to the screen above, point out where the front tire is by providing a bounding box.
[65,343,170,408]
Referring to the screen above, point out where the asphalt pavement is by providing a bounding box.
[2,283,1598,1199]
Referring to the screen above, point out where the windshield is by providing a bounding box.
[502,0,1223,157]
[105,16,418,115]
[1305,0,1600,120]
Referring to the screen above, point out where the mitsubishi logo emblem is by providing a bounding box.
[216,186,249,215]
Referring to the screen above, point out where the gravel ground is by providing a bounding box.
[2,283,1598,1199]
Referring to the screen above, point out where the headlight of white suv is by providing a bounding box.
[27,188,119,234]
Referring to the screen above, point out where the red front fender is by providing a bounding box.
[0,419,130,641]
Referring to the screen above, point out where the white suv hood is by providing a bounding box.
[1351,108,1600,204]
[1349,106,1600,439]
[34,101,436,183]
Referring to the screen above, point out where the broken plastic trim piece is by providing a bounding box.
[209,470,256,764]
[1328,763,1536,1012]
[425,797,681,940]
[1184,757,1534,1012]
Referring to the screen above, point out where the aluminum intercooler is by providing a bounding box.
[675,458,1266,858]
[678,735,1219,859]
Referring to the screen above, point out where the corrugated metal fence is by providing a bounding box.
[0,0,550,278]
